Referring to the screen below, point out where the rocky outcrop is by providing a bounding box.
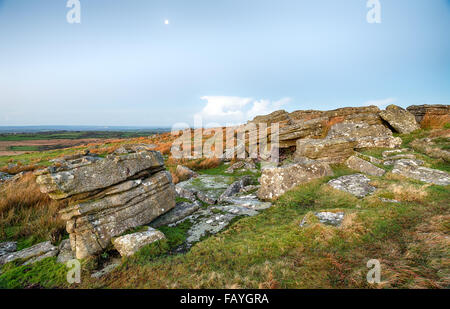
[345,156,385,177]
[258,161,333,200]
[392,159,450,186]
[35,147,176,259]
[295,138,357,164]
[380,105,420,134]
[113,227,165,257]
[406,105,450,128]
[327,122,402,149]
[57,239,75,264]
[0,241,58,265]
[328,174,376,198]
[0,172,12,183]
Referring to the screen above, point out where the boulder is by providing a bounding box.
[407,105,450,128]
[327,122,402,149]
[0,241,58,265]
[328,174,376,198]
[219,176,254,202]
[35,150,166,199]
[176,165,198,180]
[151,201,201,228]
[392,159,450,186]
[258,161,333,200]
[196,191,217,205]
[113,227,165,257]
[295,138,357,164]
[345,156,385,177]
[379,105,420,134]
[35,147,176,259]
[0,172,12,182]
[411,139,450,163]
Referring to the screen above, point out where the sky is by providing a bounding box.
[0,0,449,127]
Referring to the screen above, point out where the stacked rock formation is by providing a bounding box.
[35,145,176,259]
[407,105,450,128]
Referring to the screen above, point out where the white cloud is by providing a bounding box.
[363,97,396,109]
[195,96,290,126]
[246,97,291,119]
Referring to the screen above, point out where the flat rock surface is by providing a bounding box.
[328,174,376,198]
[0,241,58,265]
[346,156,385,177]
[151,201,201,228]
[392,159,450,185]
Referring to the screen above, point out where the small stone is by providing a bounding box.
[0,241,58,265]
[151,201,201,228]
[0,242,17,257]
[113,227,165,257]
[56,239,75,264]
[392,159,450,185]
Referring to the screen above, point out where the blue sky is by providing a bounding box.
[0,0,449,126]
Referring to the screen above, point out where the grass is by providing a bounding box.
[0,128,448,289]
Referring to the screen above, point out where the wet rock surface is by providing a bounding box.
[392,159,450,185]
[328,174,376,198]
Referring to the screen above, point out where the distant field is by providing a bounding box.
[0,130,168,157]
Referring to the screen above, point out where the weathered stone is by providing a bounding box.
[223,143,248,161]
[355,153,383,165]
[151,201,201,228]
[35,151,165,199]
[0,241,58,265]
[219,176,254,202]
[196,191,217,205]
[407,104,450,128]
[36,147,176,259]
[380,198,400,203]
[113,227,165,257]
[382,149,410,158]
[24,250,58,265]
[346,156,385,177]
[56,239,75,264]
[411,139,450,163]
[175,185,197,202]
[295,138,356,164]
[300,212,345,227]
[380,105,420,134]
[327,122,402,149]
[250,110,291,125]
[0,172,13,182]
[225,159,257,174]
[392,159,450,185]
[61,170,175,259]
[0,242,17,257]
[258,161,333,200]
[176,165,198,180]
[328,174,376,198]
[91,260,121,279]
[278,118,328,148]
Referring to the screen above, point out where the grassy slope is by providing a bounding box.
[0,129,449,289]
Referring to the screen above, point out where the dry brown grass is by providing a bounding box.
[389,183,429,203]
[0,163,39,174]
[0,173,67,244]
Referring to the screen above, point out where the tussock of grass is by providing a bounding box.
[0,173,67,247]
